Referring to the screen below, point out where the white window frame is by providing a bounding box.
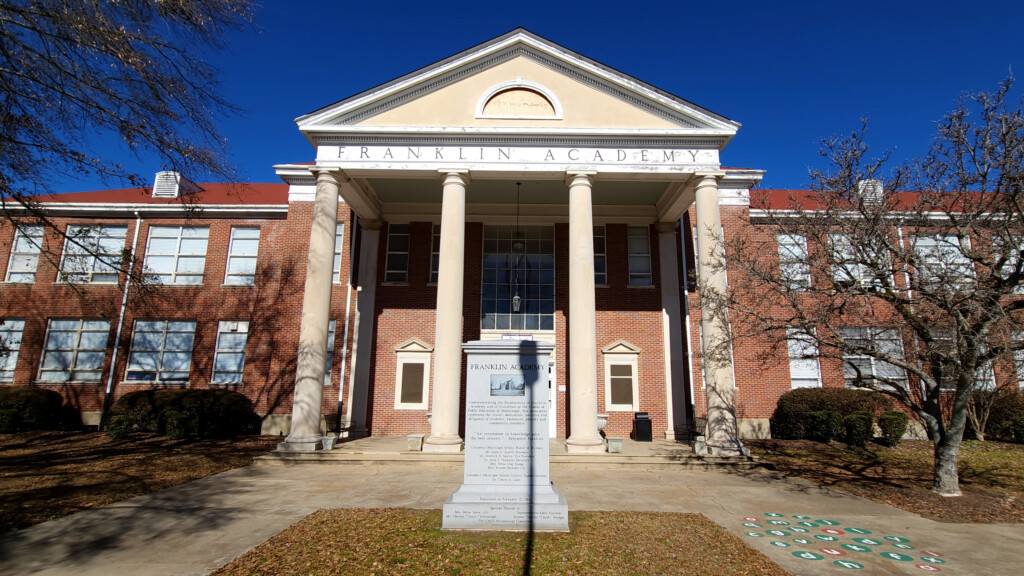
[829,233,890,289]
[594,225,608,286]
[384,223,410,283]
[777,233,811,290]
[786,328,821,388]
[38,319,111,382]
[224,227,260,286]
[912,234,974,289]
[602,340,640,412]
[324,319,336,386]
[59,225,128,284]
[394,339,432,410]
[212,321,249,385]
[1014,331,1024,390]
[429,224,441,284]
[142,225,209,285]
[840,327,908,390]
[627,226,653,286]
[333,223,345,283]
[125,320,196,384]
[0,319,26,382]
[6,225,44,283]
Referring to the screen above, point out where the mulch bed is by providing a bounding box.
[748,438,1024,523]
[0,430,278,534]
[212,508,788,576]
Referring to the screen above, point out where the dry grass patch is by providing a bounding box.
[748,439,1024,523]
[213,508,787,576]
[0,430,278,534]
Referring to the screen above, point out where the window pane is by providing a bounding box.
[610,378,633,405]
[610,364,632,377]
[400,363,425,404]
[214,352,245,372]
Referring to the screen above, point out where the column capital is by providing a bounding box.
[694,171,725,189]
[655,221,679,235]
[564,171,597,187]
[438,170,471,186]
[359,218,383,231]
[309,166,349,184]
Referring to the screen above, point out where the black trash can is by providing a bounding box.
[633,412,652,442]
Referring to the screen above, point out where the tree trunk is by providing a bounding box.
[933,436,962,496]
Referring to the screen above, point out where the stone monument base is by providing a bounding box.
[442,484,569,531]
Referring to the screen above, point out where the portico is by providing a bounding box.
[277,29,756,456]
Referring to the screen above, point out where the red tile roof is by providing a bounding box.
[33,183,289,206]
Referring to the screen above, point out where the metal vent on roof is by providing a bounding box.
[857,179,884,205]
[152,171,202,198]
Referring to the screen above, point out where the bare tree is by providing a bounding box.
[0,0,254,286]
[705,78,1024,496]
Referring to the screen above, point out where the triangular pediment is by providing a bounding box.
[602,340,641,355]
[395,338,433,353]
[297,29,739,139]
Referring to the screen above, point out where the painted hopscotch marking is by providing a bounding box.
[739,513,949,570]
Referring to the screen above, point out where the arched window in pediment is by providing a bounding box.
[476,79,562,120]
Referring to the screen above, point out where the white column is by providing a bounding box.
[279,168,343,451]
[345,218,381,438]
[657,221,688,440]
[565,172,604,454]
[424,170,469,453]
[694,173,745,456]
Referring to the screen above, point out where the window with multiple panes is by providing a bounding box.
[332,223,345,283]
[394,340,431,409]
[929,328,994,391]
[627,226,652,286]
[212,321,248,384]
[839,327,908,389]
[594,225,607,285]
[1014,332,1024,389]
[6,225,43,283]
[143,226,209,284]
[603,349,640,412]
[786,328,821,388]
[38,319,111,381]
[430,224,441,284]
[912,234,974,288]
[126,320,196,383]
[829,233,889,288]
[0,319,25,381]
[481,225,555,331]
[777,233,811,289]
[324,319,336,386]
[59,225,127,283]
[384,224,410,283]
[224,227,259,285]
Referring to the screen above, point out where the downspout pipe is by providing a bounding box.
[99,211,142,428]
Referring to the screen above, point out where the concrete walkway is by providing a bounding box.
[1,445,1021,575]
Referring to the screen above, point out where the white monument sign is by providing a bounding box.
[442,340,568,531]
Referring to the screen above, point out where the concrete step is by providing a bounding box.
[254,447,761,469]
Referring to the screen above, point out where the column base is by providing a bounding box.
[423,435,464,453]
[276,437,323,452]
[565,437,606,454]
[706,440,750,458]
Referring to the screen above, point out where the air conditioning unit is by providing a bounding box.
[152,171,202,198]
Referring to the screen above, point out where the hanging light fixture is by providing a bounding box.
[512,182,522,313]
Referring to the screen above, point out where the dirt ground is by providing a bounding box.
[748,438,1024,523]
[0,430,278,534]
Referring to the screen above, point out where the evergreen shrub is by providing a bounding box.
[805,410,843,443]
[109,389,255,439]
[0,386,79,432]
[985,391,1024,442]
[770,387,893,440]
[843,411,874,447]
[877,411,909,447]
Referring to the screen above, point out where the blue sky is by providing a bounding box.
[55,0,1023,192]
